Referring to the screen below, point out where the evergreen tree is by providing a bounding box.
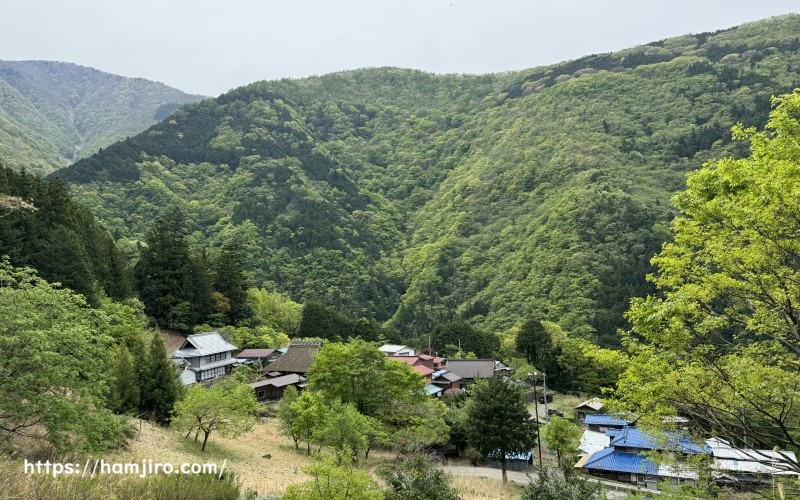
[515,316,552,369]
[466,375,538,482]
[139,331,181,424]
[134,207,208,331]
[110,343,140,414]
[211,240,250,325]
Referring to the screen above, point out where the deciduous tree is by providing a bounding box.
[619,91,800,473]
[172,378,257,452]
[0,259,123,452]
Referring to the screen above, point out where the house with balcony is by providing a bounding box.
[172,331,239,385]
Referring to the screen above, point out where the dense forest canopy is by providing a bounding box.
[52,14,800,346]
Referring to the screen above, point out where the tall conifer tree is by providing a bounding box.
[138,331,181,424]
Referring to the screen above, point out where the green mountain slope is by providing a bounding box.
[57,14,800,344]
[0,60,205,175]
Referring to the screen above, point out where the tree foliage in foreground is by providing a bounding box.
[0,258,123,452]
[281,457,384,500]
[378,452,461,500]
[541,416,583,470]
[618,91,800,472]
[172,377,257,452]
[520,467,603,500]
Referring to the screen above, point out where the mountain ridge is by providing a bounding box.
[0,60,206,175]
[55,14,800,344]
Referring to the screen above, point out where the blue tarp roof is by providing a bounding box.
[585,414,629,426]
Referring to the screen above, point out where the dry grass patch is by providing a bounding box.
[453,475,522,499]
[110,417,315,497]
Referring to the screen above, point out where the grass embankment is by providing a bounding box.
[2,416,533,499]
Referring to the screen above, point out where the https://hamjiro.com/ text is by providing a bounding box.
[23,458,227,479]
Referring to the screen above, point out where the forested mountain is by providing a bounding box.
[0,60,204,175]
[0,165,131,304]
[56,14,800,346]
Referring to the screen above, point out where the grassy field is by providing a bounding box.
[3,416,529,499]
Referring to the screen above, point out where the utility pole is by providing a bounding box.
[529,373,543,468]
[543,371,549,421]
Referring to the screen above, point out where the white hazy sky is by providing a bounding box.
[3,1,798,96]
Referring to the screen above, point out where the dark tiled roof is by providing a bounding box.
[265,343,320,374]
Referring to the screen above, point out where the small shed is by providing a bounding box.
[249,374,305,401]
[488,450,533,471]
[575,398,605,421]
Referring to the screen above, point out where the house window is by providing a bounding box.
[200,366,226,380]
[204,352,226,363]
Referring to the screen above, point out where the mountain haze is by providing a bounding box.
[57,14,800,345]
[0,60,205,175]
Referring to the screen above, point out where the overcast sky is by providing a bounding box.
[3,1,798,96]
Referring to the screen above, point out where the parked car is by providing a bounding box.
[547,409,564,418]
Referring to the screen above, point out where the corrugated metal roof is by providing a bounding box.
[445,359,495,379]
[249,374,304,389]
[611,427,704,454]
[576,398,605,411]
[413,365,435,376]
[582,448,658,475]
[389,356,419,365]
[706,438,800,475]
[174,331,238,357]
[434,371,462,382]
[580,430,611,455]
[585,414,629,427]
[236,348,276,359]
[379,344,413,355]
[424,384,443,395]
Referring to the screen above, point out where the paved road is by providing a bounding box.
[443,465,648,498]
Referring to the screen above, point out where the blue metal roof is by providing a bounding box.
[610,427,704,454]
[424,384,443,395]
[582,447,658,475]
[585,414,628,426]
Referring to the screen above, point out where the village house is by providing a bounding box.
[706,437,800,486]
[235,348,282,371]
[264,340,321,376]
[445,359,497,387]
[249,373,305,402]
[575,398,606,422]
[378,344,415,356]
[576,425,703,490]
[431,369,463,392]
[584,413,634,433]
[172,331,239,385]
